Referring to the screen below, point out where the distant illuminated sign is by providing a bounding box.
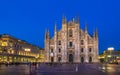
[108,47,114,51]
[24,48,31,52]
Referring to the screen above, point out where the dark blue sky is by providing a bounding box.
[0,0,120,54]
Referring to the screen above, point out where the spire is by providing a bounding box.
[95,28,98,39]
[62,15,67,29]
[45,29,47,40]
[77,16,80,24]
[73,16,77,24]
[46,30,50,39]
[85,22,88,33]
[62,15,66,24]
[93,28,98,40]
[48,29,50,36]
[73,17,75,23]
[54,23,57,33]
[76,16,80,29]
[93,29,95,38]
[73,16,80,24]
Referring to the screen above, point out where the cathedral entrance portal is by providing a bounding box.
[81,57,84,63]
[69,54,73,63]
[51,57,54,62]
[89,56,92,63]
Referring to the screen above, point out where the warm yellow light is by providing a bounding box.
[117,57,119,58]
[100,56,104,58]
[107,55,111,57]
[2,42,8,46]
[35,56,39,58]
[24,48,31,52]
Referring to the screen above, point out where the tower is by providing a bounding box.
[54,24,58,62]
[74,17,80,62]
[93,28,99,62]
[61,16,68,62]
[44,30,50,62]
[84,23,88,63]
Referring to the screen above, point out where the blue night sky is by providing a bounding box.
[0,0,120,54]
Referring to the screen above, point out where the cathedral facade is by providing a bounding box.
[44,17,99,63]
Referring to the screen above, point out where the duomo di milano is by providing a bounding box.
[45,16,99,63]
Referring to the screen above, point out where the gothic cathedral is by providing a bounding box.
[44,16,99,63]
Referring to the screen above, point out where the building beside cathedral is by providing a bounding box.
[44,16,99,63]
[0,34,44,63]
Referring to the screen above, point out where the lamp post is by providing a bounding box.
[104,51,107,64]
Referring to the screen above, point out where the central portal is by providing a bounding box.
[69,54,73,62]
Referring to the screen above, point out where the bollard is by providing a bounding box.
[76,64,78,72]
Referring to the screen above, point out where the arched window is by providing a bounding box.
[81,48,84,52]
[58,41,61,45]
[89,48,92,52]
[69,42,72,47]
[89,56,92,63]
[69,29,73,37]
[81,40,84,45]
[81,57,84,63]
[59,48,61,53]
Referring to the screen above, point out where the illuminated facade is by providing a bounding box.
[38,50,45,62]
[45,16,99,63]
[0,34,44,63]
[99,48,120,63]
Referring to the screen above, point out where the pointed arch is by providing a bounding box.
[69,29,73,37]
[89,56,92,63]
[81,57,84,63]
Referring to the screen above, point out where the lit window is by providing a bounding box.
[24,48,31,52]
[2,42,8,46]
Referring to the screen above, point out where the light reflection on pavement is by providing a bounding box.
[0,64,34,75]
[0,64,120,75]
[100,64,120,72]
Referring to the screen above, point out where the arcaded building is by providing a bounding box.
[45,16,99,63]
[0,34,43,63]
